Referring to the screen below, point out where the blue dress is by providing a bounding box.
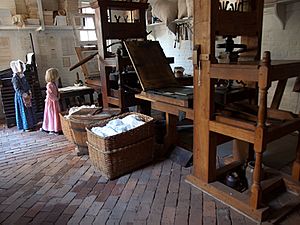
[11,74,36,130]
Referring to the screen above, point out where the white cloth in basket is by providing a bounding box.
[91,115,145,138]
[65,105,96,118]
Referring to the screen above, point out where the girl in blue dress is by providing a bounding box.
[10,60,36,131]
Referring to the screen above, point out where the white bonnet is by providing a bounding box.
[10,60,26,74]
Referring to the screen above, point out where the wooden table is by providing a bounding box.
[136,89,194,154]
[135,87,253,154]
[58,86,94,111]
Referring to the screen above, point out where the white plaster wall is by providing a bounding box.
[147,24,193,76]
[34,30,83,86]
[0,28,83,119]
[0,29,83,86]
[262,1,300,113]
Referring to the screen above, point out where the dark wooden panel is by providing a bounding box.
[125,41,179,91]
[0,65,44,126]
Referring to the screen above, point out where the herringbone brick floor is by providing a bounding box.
[0,125,299,225]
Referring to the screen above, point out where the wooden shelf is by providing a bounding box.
[0,25,40,30]
[44,25,73,30]
[0,25,75,31]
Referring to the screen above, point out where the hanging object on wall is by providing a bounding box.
[173,21,192,48]
[151,0,178,33]
[12,14,27,27]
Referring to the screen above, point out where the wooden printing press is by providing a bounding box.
[186,0,300,222]
[90,0,149,111]
[70,1,257,158]
[71,1,186,114]
[70,0,150,111]
[124,40,256,156]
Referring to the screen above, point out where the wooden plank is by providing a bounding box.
[136,91,190,107]
[215,115,256,131]
[107,96,119,106]
[186,175,270,222]
[106,23,146,39]
[267,119,300,143]
[270,79,287,109]
[230,102,298,121]
[75,47,97,79]
[269,61,300,81]
[216,11,260,36]
[210,65,259,82]
[209,121,255,143]
[282,176,300,195]
[267,108,298,120]
[151,101,194,120]
[261,176,285,197]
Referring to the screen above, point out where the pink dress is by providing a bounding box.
[42,82,62,132]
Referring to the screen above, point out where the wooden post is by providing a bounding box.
[164,113,178,154]
[251,51,271,209]
[192,0,218,183]
[250,152,263,209]
[292,131,300,181]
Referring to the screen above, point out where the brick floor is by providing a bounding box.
[0,126,299,224]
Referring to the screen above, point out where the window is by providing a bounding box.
[78,7,97,43]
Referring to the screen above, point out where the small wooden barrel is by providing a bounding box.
[69,108,120,155]
[59,111,74,143]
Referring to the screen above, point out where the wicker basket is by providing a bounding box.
[86,112,155,179]
[87,136,154,179]
[59,111,74,143]
[86,112,154,151]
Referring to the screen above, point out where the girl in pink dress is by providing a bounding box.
[42,68,62,134]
